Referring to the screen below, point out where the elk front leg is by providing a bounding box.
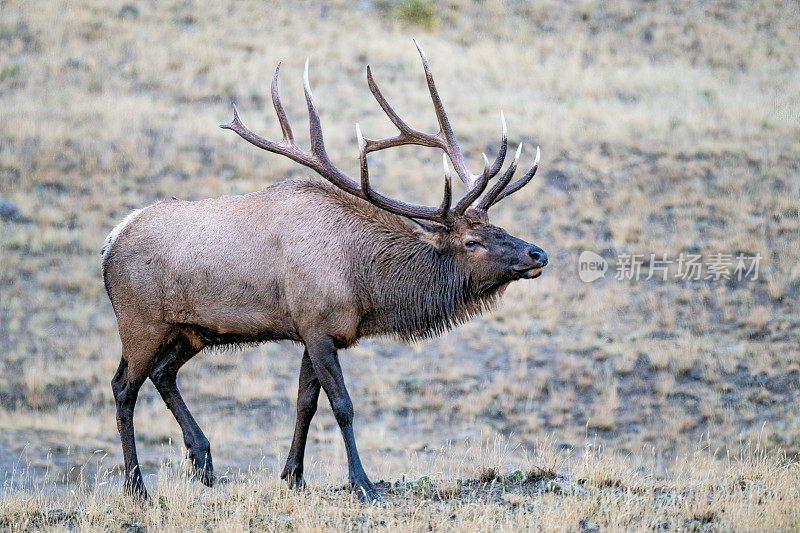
[304,335,381,502]
[281,349,321,489]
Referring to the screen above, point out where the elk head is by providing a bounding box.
[221,40,547,291]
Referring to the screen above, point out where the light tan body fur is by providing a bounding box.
[103,180,444,377]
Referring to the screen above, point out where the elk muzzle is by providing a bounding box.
[513,245,548,279]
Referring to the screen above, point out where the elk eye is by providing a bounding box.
[465,240,482,248]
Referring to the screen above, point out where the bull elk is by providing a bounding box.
[102,41,547,502]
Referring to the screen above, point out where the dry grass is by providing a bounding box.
[1,0,799,529]
[1,438,799,531]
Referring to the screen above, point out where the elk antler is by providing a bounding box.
[220,41,539,225]
[362,39,507,216]
[221,59,455,225]
[477,145,540,210]
[357,124,454,225]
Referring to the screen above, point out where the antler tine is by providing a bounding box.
[485,111,507,179]
[364,65,440,152]
[440,153,453,215]
[412,38,477,190]
[270,62,294,144]
[356,123,454,225]
[220,102,286,155]
[477,142,523,210]
[453,153,491,215]
[222,60,362,196]
[362,40,487,195]
[303,58,328,158]
[488,146,541,207]
[356,123,372,198]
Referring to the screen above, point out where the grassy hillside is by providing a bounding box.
[1,0,799,530]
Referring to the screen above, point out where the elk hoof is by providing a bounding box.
[188,450,214,487]
[280,464,306,490]
[192,464,214,487]
[352,477,383,503]
[124,472,149,501]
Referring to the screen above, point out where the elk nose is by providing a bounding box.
[529,247,548,267]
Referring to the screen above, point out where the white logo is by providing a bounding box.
[578,251,607,282]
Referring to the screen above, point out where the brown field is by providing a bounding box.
[1,0,799,530]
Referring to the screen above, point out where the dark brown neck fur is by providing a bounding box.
[310,181,507,341]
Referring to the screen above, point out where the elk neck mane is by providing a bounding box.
[308,181,507,342]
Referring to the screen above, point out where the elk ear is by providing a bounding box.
[408,218,449,248]
[411,219,444,233]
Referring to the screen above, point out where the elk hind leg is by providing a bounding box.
[112,355,148,499]
[281,348,321,489]
[149,334,213,486]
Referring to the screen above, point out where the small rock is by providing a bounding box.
[118,4,140,19]
[600,247,617,259]
[0,198,21,221]
[66,56,85,69]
